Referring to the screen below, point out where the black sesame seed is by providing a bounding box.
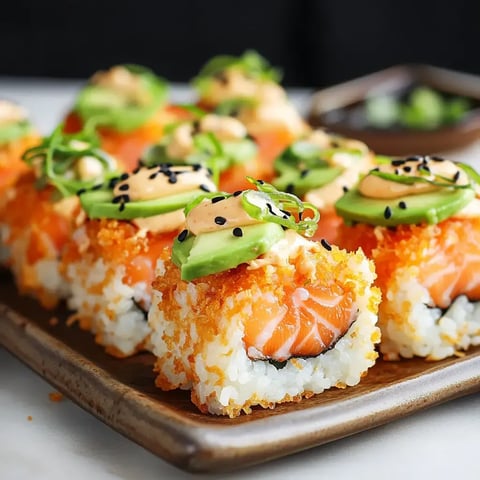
[112,194,129,204]
[384,206,392,219]
[215,216,227,225]
[394,169,400,175]
[211,196,225,204]
[280,209,292,217]
[192,164,202,171]
[207,168,213,176]
[168,174,178,184]
[406,155,422,162]
[119,202,126,212]
[132,166,141,174]
[286,183,294,194]
[321,238,332,251]
[177,229,189,242]
[453,170,461,182]
[118,183,129,191]
[430,155,445,162]
[77,188,86,196]
[372,167,380,172]
[120,173,129,181]
[233,190,242,197]
[200,184,211,192]
[300,169,310,178]
[108,177,120,189]
[192,120,201,134]
[149,172,158,180]
[392,159,406,166]
[403,166,412,173]
[92,183,103,190]
[232,227,243,237]
[266,203,277,216]
[342,186,349,193]
[257,179,265,185]
[398,201,407,209]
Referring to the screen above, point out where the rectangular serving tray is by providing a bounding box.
[1,270,479,473]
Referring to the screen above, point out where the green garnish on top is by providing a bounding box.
[22,125,118,198]
[335,156,479,227]
[172,178,320,280]
[192,50,282,99]
[74,64,168,132]
[272,138,366,197]
[141,115,258,184]
[193,50,281,90]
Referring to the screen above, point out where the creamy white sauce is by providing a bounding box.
[166,114,247,160]
[360,157,469,199]
[113,165,215,202]
[90,65,149,105]
[186,195,261,235]
[133,208,185,235]
[0,100,28,127]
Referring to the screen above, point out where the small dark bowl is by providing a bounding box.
[308,65,480,156]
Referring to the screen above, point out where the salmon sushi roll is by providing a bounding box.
[61,164,216,357]
[0,100,40,195]
[64,64,173,171]
[0,127,118,308]
[335,155,480,360]
[0,100,40,263]
[148,179,380,416]
[192,51,309,173]
[272,129,374,244]
[142,112,266,192]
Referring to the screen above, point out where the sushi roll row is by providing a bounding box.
[1,50,479,417]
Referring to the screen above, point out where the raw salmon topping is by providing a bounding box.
[245,280,357,361]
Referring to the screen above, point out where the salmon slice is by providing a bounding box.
[63,218,177,298]
[64,105,193,172]
[310,211,344,245]
[254,128,296,179]
[337,218,480,309]
[244,280,357,361]
[0,133,40,195]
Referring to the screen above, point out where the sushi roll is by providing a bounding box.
[142,111,265,192]
[61,163,216,357]
[0,100,40,194]
[0,126,118,307]
[335,155,480,360]
[0,100,40,263]
[64,64,172,171]
[272,128,374,243]
[148,179,380,416]
[192,51,309,169]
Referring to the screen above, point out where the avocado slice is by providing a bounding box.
[173,222,286,281]
[273,167,342,197]
[75,66,168,132]
[0,120,32,145]
[80,188,207,220]
[335,187,475,227]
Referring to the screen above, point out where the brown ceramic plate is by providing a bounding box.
[1,270,480,473]
[308,65,480,155]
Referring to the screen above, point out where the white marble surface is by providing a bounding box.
[1,79,480,480]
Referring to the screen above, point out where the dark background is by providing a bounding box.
[2,0,479,87]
